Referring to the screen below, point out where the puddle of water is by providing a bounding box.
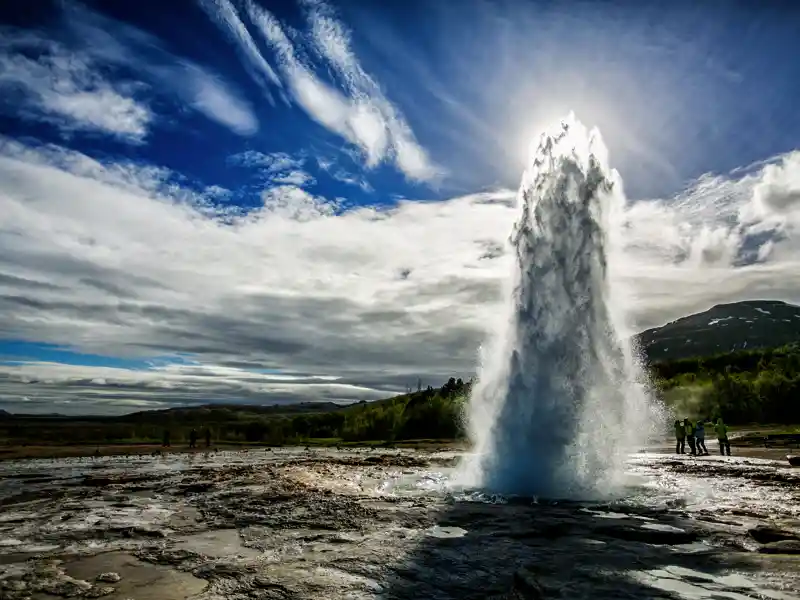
[641,523,687,533]
[427,526,467,539]
[175,530,262,559]
[631,565,798,600]
[64,551,208,600]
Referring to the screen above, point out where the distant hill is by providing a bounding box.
[637,300,800,362]
[117,402,347,424]
[0,402,347,422]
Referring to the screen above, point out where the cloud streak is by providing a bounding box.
[196,0,282,100]
[197,0,440,182]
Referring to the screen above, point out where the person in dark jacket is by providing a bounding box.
[694,420,709,455]
[674,420,685,454]
[189,428,198,449]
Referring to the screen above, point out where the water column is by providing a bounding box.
[461,115,658,499]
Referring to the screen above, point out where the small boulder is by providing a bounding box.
[748,525,799,544]
[759,540,800,554]
[96,572,121,583]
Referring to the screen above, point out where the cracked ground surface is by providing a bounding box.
[1,447,799,599]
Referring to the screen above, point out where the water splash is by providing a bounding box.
[459,114,662,499]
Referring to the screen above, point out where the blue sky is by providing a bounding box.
[1,0,800,414]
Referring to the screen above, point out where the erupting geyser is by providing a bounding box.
[460,114,660,499]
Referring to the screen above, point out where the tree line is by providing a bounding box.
[2,346,799,448]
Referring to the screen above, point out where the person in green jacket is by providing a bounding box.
[715,418,731,456]
[674,420,686,454]
[683,418,697,456]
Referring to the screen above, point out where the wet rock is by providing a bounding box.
[38,577,92,597]
[179,482,214,495]
[592,524,698,545]
[80,473,164,487]
[253,574,292,592]
[511,567,545,599]
[759,540,800,554]
[1,578,27,592]
[135,547,199,566]
[505,522,573,540]
[86,585,116,597]
[111,525,168,538]
[194,562,257,579]
[748,525,799,544]
[96,571,121,583]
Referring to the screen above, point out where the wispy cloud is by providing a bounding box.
[196,0,441,182]
[0,2,259,139]
[302,0,439,182]
[175,62,259,136]
[316,156,373,192]
[229,150,316,187]
[229,150,303,172]
[196,0,282,101]
[1,137,800,412]
[0,36,152,142]
[67,2,259,137]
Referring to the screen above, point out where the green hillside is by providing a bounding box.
[637,300,800,361]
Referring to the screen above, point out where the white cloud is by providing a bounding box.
[272,170,316,187]
[229,150,303,172]
[0,138,799,413]
[196,0,282,99]
[229,150,316,188]
[197,0,440,182]
[176,63,259,136]
[304,1,439,181]
[315,155,374,192]
[750,152,800,218]
[0,4,259,139]
[0,38,151,142]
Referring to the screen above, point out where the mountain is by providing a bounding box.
[637,300,800,362]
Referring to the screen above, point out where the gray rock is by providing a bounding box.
[96,572,121,583]
[759,540,800,554]
[748,525,799,544]
[592,524,698,545]
[511,567,545,599]
[86,585,116,597]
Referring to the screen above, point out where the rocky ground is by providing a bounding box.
[0,447,799,599]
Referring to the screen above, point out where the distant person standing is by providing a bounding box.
[694,420,709,455]
[204,428,211,448]
[162,430,171,448]
[674,420,685,454]
[683,418,697,456]
[715,418,731,456]
[189,428,198,449]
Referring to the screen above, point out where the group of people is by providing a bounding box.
[161,428,212,449]
[675,417,731,456]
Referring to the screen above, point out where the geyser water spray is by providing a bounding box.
[459,114,661,499]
